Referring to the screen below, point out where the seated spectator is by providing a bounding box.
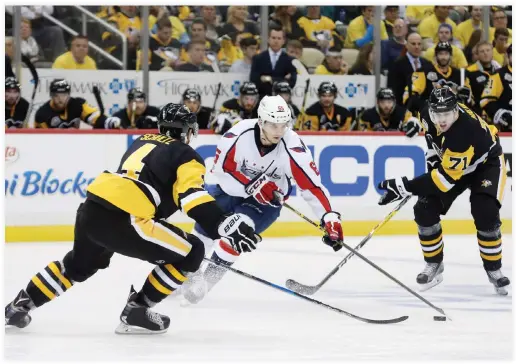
[137,17,182,71]
[286,39,303,60]
[53,35,97,70]
[269,6,301,40]
[344,6,388,49]
[20,19,40,63]
[174,41,214,72]
[423,24,468,69]
[200,6,221,42]
[464,29,483,64]
[489,9,512,46]
[492,28,510,66]
[176,6,192,21]
[96,6,117,20]
[405,6,433,28]
[149,7,188,42]
[383,6,400,39]
[103,6,141,69]
[181,18,220,63]
[315,47,348,75]
[381,18,407,71]
[349,43,374,75]
[456,6,484,48]
[217,33,246,68]
[229,37,258,75]
[218,6,259,43]
[296,6,343,52]
[418,6,457,49]
[5,38,15,79]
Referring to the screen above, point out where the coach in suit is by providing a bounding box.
[250,25,297,99]
[387,32,432,105]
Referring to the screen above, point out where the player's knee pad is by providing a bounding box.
[413,197,441,227]
[175,234,205,273]
[62,250,111,282]
[470,194,501,231]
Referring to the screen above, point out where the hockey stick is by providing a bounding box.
[203,257,408,325]
[208,82,223,127]
[92,86,105,115]
[282,200,450,320]
[296,78,310,130]
[22,55,39,128]
[130,100,136,129]
[285,196,412,295]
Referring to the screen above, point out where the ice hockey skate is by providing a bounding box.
[416,262,444,291]
[115,286,170,335]
[486,269,511,296]
[5,289,34,329]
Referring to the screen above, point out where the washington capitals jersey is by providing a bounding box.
[210,119,332,219]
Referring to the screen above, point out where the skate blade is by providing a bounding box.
[115,323,167,335]
[418,274,443,292]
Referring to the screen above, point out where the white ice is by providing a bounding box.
[4,235,513,361]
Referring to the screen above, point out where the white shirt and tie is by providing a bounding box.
[268,48,283,70]
[406,53,422,71]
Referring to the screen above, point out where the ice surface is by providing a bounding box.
[4,235,513,361]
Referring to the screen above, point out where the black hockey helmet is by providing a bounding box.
[435,41,453,55]
[240,82,259,96]
[182,88,201,102]
[128,87,146,102]
[5,77,21,91]
[50,79,71,95]
[428,86,458,113]
[376,87,396,101]
[317,81,338,96]
[272,81,292,96]
[158,103,198,143]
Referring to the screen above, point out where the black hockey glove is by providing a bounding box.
[456,86,472,103]
[372,122,386,132]
[217,213,261,253]
[425,150,440,171]
[402,117,421,138]
[377,177,412,205]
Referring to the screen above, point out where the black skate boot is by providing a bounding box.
[5,289,34,328]
[486,269,510,296]
[416,262,444,291]
[115,286,170,335]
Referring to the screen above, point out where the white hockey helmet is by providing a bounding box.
[258,95,292,124]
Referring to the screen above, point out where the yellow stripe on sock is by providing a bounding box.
[164,264,187,282]
[148,273,172,295]
[478,238,502,247]
[48,263,72,289]
[31,276,56,300]
[480,253,502,261]
[420,235,442,246]
[423,245,444,258]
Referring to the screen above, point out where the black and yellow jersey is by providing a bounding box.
[297,102,353,131]
[219,98,258,120]
[137,34,182,71]
[480,65,512,127]
[359,105,412,131]
[112,105,160,129]
[408,102,502,196]
[296,15,343,49]
[34,97,107,129]
[102,12,142,54]
[195,106,214,130]
[314,60,347,75]
[466,62,498,115]
[5,97,29,129]
[86,134,225,239]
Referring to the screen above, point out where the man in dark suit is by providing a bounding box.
[387,32,432,105]
[250,25,297,99]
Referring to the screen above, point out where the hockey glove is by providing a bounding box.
[372,123,386,132]
[402,117,421,138]
[105,116,121,129]
[425,150,440,171]
[245,172,283,207]
[213,113,242,135]
[377,177,412,205]
[456,86,472,103]
[493,109,512,129]
[217,213,261,254]
[321,211,343,252]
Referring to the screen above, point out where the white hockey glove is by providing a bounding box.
[321,211,343,252]
[105,116,121,129]
[213,113,242,134]
[493,109,512,129]
[217,213,261,254]
[402,117,421,138]
[377,177,412,205]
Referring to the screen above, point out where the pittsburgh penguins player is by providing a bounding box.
[272,81,300,122]
[111,88,160,129]
[378,87,510,295]
[5,103,260,334]
[181,88,213,130]
[5,77,29,129]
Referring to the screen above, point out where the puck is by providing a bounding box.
[433,316,446,321]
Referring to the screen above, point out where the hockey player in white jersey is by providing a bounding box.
[181,95,343,304]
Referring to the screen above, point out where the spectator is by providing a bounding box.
[269,6,302,39]
[344,6,388,49]
[20,19,40,63]
[464,29,483,64]
[229,37,258,75]
[148,6,188,42]
[200,6,221,42]
[490,9,513,45]
[456,6,484,48]
[492,28,510,66]
[53,35,97,70]
[349,43,374,75]
[418,6,457,49]
[423,24,468,69]
[217,34,244,68]
[174,40,214,72]
[405,6,433,28]
[286,39,303,61]
[218,6,259,42]
[103,6,141,69]
[388,32,432,106]
[250,26,297,99]
[138,17,182,71]
[295,6,343,52]
[189,18,219,54]
[383,6,400,39]
[315,47,348,75]
[381,18,407,71]
[6,6,66,61]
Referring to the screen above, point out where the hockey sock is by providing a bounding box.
[418,223,444,263]
[139,264,187,307]
[477,228,502,271]
[203,239,240,288]
[25,261,74,307]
